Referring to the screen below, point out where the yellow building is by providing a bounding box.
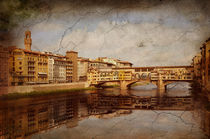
[87,68,99,85]
[200,38,210,91]
[9,31,48,85]
[87,68,132,85]
[118,70,132,80]
[9,48,49,85]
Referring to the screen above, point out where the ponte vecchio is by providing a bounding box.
[87,66,193,91]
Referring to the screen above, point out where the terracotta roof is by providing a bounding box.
[113,65,193,69]
[8,46,67,58]
[78,59,90,62]
[23,49,51,56]
[78,57,90,62]
[89,60,114,65]
[118,61,133,64]
[54,59,67,62]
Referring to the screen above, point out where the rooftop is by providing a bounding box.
[66,50,78,53]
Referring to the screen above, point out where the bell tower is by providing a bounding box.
[24,30,32,51]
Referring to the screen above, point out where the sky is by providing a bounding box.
[2,0,210,66]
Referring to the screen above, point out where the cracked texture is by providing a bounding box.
[1,0,210,66]
[31,110,206,139]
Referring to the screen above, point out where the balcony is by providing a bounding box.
[38,72,47,75]
[28,70,35,73]
[38,72,48,77]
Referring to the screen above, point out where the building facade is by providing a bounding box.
[116,61,133,68]
[96,57,132,68]
[89,61,114,69]
[192,53,202,82]
[87,68,132,85]
[200,38,210,91]
[7,31,78,86]
[66,51,78,82]
[53,59,66,83]
[66,60,73,83]
[0,46,9,94]
[77,57,90,81]
[8,48,49,85]
[48,55,54,83]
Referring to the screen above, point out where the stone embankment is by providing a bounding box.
[1,82,89,94]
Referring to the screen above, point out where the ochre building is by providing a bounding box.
[8,31,77,86]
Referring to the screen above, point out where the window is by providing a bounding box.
[19,67,22,70]
[19,62,22,65]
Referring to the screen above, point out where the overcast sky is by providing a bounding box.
[9,0,210,66]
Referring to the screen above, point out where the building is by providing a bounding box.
[116,60,133,68]
[192,53,202,80]
[77,57,90,81]
[87,68,99,85]
[8,31,49,85]
[9,47,30,85]
[0,93,79,138]
[200,38,210,91]
[0,46,9,94]
[8,31,78,85]
[89,60,114,69]
[37,52,48,84]
[66,51,78,82]
[96,57,132,68]
[48,54,54,83]
[47,53,69,83]
[53,59,66,83]
[66,60,73,83]
[87,68,132,85]
[8,48,49,85]
[24,30,32,51]
[96,57,117,65]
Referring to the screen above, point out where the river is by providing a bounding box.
[0,82,209,139]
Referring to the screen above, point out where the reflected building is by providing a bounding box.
[0,93,79,139]
[87,93,193,111]
[0,92,196,139]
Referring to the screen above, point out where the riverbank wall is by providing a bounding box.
[0,82,89,95]
[193,109,210,137]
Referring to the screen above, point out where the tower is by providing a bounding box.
[66,51,78,82]
[24,30,32,51]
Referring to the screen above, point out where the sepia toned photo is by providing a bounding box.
[0,0,209,138]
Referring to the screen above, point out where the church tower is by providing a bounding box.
[24,30,32,51]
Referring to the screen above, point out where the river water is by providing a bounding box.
[0,82,209,139]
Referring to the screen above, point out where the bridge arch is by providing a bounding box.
[161,81,192,89]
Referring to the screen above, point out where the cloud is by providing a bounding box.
[10,0,210,66]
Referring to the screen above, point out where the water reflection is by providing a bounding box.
[0,82,208,139]
[0,93,79,139]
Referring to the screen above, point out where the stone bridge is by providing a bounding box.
[87,66,193,91]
